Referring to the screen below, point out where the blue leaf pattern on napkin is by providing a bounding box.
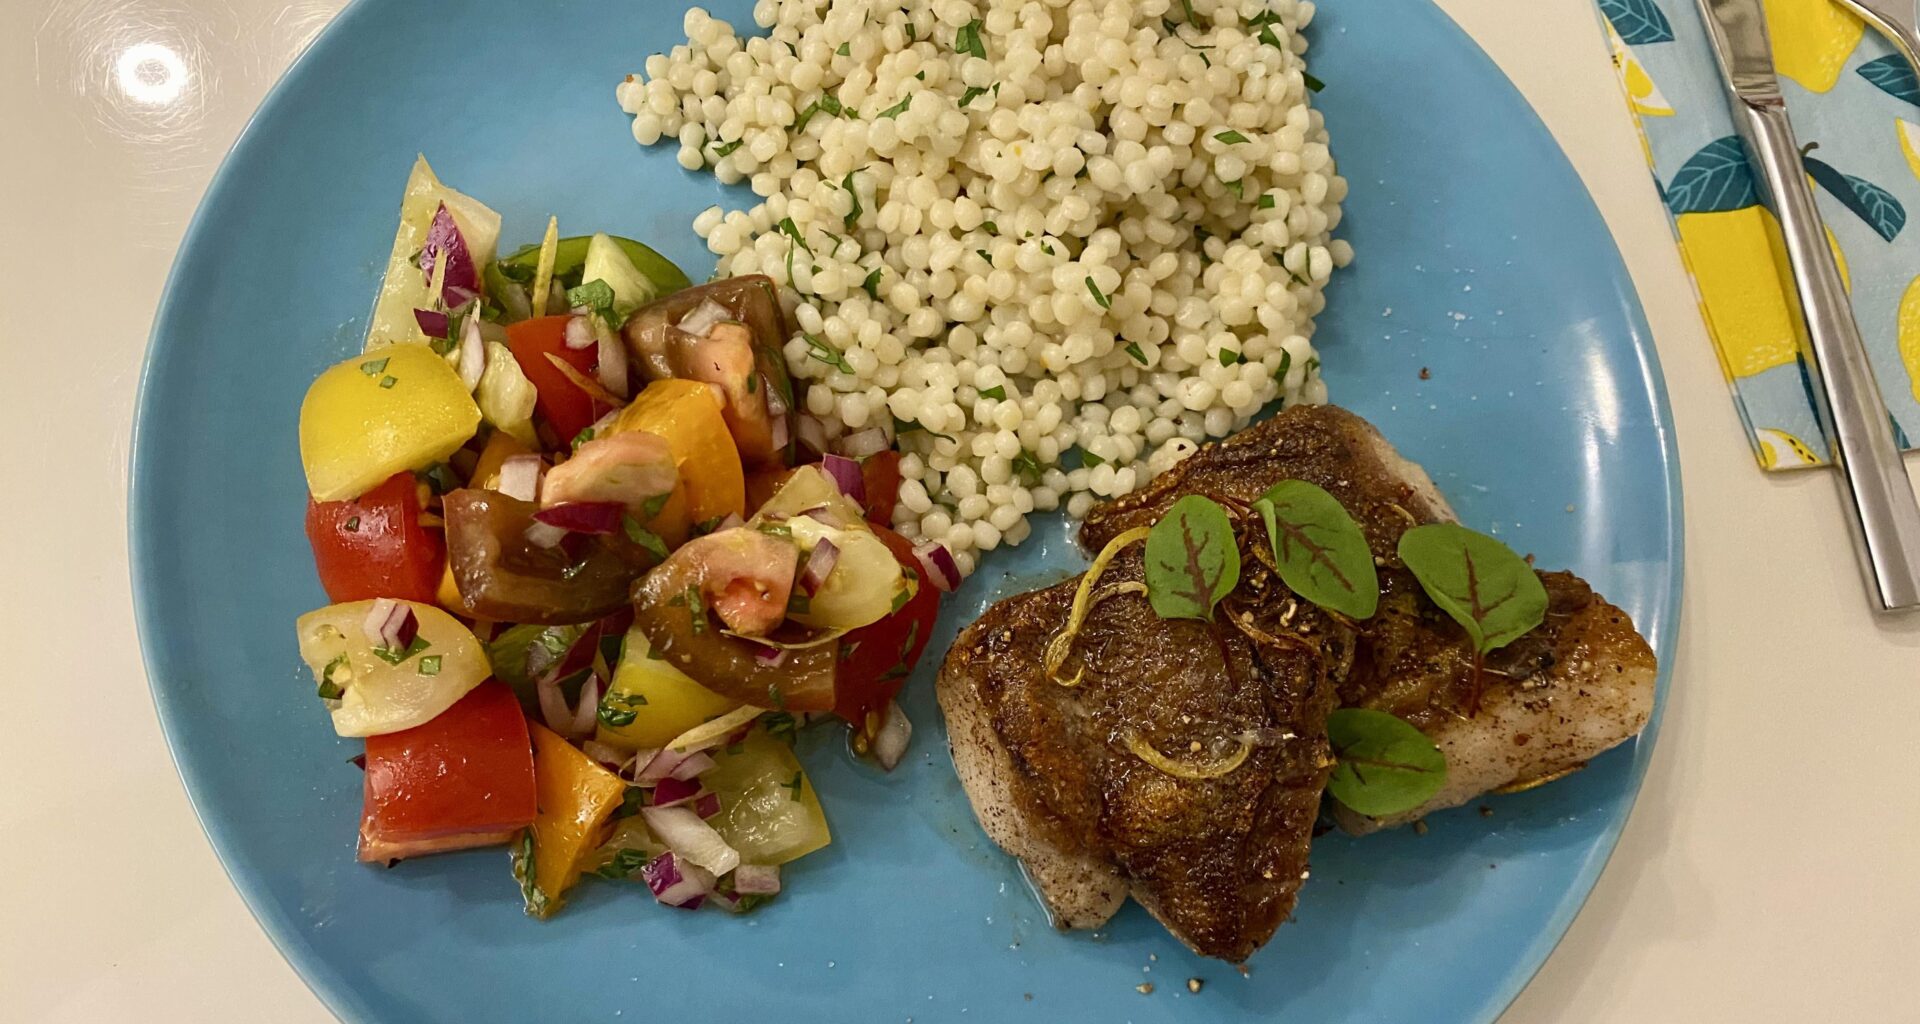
[1599,0,1675,45]
[1859,55,1920,107]
[1807,157,1907,242]
[1665,136,1757,215]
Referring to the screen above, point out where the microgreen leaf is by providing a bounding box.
[1325,708,1447,817]
[1143,495,1239,621]
[1252,480,1379,619]
[1397,523,1546,652]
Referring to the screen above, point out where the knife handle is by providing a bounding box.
[1737,98,1920,611]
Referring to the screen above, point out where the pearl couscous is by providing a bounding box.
[618,0,1350,576]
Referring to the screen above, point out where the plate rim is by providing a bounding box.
[126,0,1686,1020]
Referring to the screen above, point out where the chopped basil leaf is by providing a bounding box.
[1273,349,1294,383]
[613,786,648,819]
[842,172,862,229]
[343,516,360,532]
[623,514,670,560]
[954,18,985,58]
[782,770,803,794]
[712,138,743,157]
[417,655,442,676]
[1079,448,1106,469]
[1224,178,1244,200]
[861,267,884,299]
[566,279,626,329]
[1013,448,1044,486]
[1258,193,1276,210]
[765,712,798,744]
[1085,277,1111,310]
[976,249,993,266]
[359,357,390,377]
[778,217,811,254]
[572,427,595,449]
[1304,71,1326,93]
[378,375,398,389]
[982,220,999,235]
[372,635,430,665]
[598,693,642,728]
[1215,130,1250,145]
[694,515,726,536]
[837,41,851,55]
[595,847,652,879]
[687,586,707,634]
[803,332,855,374]
[1125,342,1149,364]
[978,384,1007,401]
[1219,348,1243,366]
[1260,24,1283,48]
[1040,241,1055,256]
[788,591,812,615]
[959,85,991,107]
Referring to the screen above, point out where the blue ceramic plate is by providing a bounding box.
[132,1,1681,1021]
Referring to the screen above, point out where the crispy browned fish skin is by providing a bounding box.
[938,549,1341,961]
[1083,404,1658,831]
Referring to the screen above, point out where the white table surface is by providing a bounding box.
[4,0,1916,1020]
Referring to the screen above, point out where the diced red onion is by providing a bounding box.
[769,412,790,453]
[524,520,568,549]
[361,599,418,650]
[642,806,741,875]
[732,864,781,895]
[413,308,449,338]
[498,454,542,503]
[763,375,788,416]
[752,642,786,667]
[913,541,961,593]
[837,427,889,459]
[637,746,708,785]
[597,322,630,399]
[421,203,478,304]
[872,699,912,771]
[535,670,573,736]
[796,414,829,456]
[532,501,625,535]
[581,740,626,770]
[669,751,716,781]
[650,776,704,808]
[677,298,733,339]
[798,538,840,596]
[717,513,746,532]
[563,314,596,350]
[642,851,715,909]
[457,314,485,391]
[568,674,601,738]
[620,748,661,782]
[694,793,721,819]
[820,454,866,505]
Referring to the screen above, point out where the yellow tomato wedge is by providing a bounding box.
[703,727,830,866]
[294,600,489,736]
[299,343,480,501]
[365,156,502,350]
[595,626,743,751]
[611,379,746,530]
[517,724,629,918]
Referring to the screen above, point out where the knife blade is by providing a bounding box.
[1697,0,1920,612]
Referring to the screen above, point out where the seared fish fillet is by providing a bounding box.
[938,546,1345,961]
[1082,404,1658,832]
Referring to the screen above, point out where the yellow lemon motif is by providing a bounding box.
[1898,119,1920,183]
[1755,428,1823,469]
[1899,275,1920,405]
[1677,206,1850,380]
[1607,23,1675,117]
[1763,0,1864,93]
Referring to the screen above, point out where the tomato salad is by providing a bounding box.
[294,158,959,917]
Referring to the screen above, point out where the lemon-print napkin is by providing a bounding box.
[1595,0,1920,469]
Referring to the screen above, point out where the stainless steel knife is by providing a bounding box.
[1698,0,1920,612]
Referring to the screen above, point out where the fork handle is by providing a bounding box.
[1838,0,1920,78]
[1735,97,1920,611]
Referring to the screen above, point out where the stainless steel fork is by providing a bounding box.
[1836,0,1920,76]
